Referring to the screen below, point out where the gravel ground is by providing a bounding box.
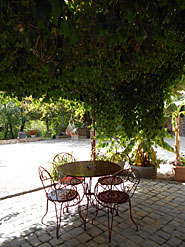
[0,136,185,199]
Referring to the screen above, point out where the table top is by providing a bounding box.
[57,160,121,177]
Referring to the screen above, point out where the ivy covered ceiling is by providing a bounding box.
[0,0,185,138]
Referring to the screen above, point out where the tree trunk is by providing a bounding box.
[7,114,14,139]
[4,124,8,140]
[46,119,50,137]
[174,115,181,165]
[20,118,26,132]
[9,122,14,139]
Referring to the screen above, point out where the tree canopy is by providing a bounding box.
[0,0,185,138]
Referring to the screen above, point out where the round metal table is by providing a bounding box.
[57,160,122,229]
[57,160,121,178]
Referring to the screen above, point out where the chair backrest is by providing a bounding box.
[53,152,76,164]
[95,168,140,199]
[118,168,140,198]
[39,166,57,196]
[103,168,140,198]
[51,152,76,181]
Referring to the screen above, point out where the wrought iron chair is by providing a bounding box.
[38,166,83,238]
[52,152,84,185]
[94,168,140,243]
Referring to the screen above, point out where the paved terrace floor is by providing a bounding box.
[0,136,185,246]
[1,179,185,247]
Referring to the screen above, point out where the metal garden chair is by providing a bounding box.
[94,168,140,243]
[38,166,83,238]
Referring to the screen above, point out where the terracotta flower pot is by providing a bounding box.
[173,166,185,182]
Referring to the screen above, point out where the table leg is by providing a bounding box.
[78,177,98,230]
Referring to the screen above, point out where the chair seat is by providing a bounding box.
[48,189,78,202]
[97,190,129,204]
[59,176,84,185]
[98,176,123,185]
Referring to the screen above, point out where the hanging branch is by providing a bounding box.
[30,24,57,64]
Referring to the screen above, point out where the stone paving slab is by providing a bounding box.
[1,179,185,247]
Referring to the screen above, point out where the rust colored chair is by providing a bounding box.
[94,168,140,243]
[38,166,83,238]
[52,152,84,185]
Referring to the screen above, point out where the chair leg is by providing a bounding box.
[107,207,115,243]
[55,203,62,239]
[41,199,49,226]
[115,205,119,216]
[128,198,138,231]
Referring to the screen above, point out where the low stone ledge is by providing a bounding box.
[0,137,43,145]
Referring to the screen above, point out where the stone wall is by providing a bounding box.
[165,117,172,132]
[0,137,43,145]
[165,117,185,136]
[180,118,185,136]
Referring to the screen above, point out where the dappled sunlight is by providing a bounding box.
[1,178,185,246]
[1,137,185,245]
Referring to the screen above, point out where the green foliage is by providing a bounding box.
[165,100,185,165]
[50,152,74,182]
[0,91,87,139]
[0,93,23,139]
[26,120,45,137]
[180,156,185,166]
[165,100,185,132]
[153,128,174,153]
[171,75,185,98]
[0,1,185,139]
[129,138,166,169]
[96,128,172,168]
[21,95,87,136]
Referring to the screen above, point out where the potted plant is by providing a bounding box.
[129,138,166,179]
[96,130,173,179]
[166,100,185,181]
[28,129,38,138]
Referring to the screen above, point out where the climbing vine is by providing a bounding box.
[0,0,185,138]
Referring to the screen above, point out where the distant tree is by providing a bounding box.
[0,93,22,139]
[21,96,87,136]
[171,75,185,99]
